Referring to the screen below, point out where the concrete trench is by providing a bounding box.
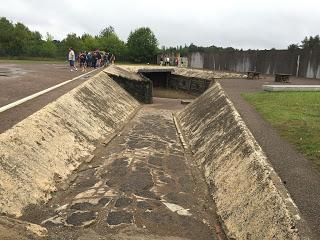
[19,98,222,239]
[0,66,308,239]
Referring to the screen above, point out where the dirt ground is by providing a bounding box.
[153,88,198,99]
[0,62,101,133]
[218,75,320,238]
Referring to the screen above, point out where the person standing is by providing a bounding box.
[68,48,77,71]
[96,49,102,67]
[166,57,170,66]
[79,51,87,72]
[175,57,179,66]
[86,52,92,68]
[110,54,115,64]
[103,52,109,67]
[92,51,97,69]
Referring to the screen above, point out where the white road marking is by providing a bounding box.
[0,69,99,113]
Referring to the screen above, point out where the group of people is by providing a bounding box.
[159,56,180,66]
[68,48,115,72]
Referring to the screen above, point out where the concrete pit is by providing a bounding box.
[0,66,309,239]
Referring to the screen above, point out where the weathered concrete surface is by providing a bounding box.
[104,65,146,82]
[105,66,153,104]
[219,77,320,238]
[0,71,139,217]
[0,216,47,240]
[20,98,219,240]
[263,84,320,91]
[107,65,244,102]
[121,65,245,79]
[177,83,304,239]
[0,64,313,239]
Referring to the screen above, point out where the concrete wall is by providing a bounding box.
[169,74,211,94]
[0,71,140,217]
[189,52,204,69]
[109,75,153,104]
[188,48,320,79]
[105,66,153,104]
[177,83,303,239]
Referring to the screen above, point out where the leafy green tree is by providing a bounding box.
[81,33,98,51]
[127,27,158,63]
[38,33,57,57]
[99,26,115,38]
[301,35,320,49]
[65,33,83,52]
[97,27,127,56]
[58,33,83,57]
[287,44,300,51]
[0,17,15,55]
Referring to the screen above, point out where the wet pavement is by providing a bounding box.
[0,63,101,133]
[20,98,219,240]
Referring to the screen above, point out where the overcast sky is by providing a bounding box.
[1,0,319,49]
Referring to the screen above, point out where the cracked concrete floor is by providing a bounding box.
[20,98,219,240]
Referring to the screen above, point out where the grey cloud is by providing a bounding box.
[0,0,319,49]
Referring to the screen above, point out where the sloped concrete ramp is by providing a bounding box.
[177,83,303,239]
[0,71,139,217]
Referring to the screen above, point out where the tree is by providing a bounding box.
[127,27,158,63]
[81,33,98,51]
[11,22,33,56]
[0,17,15,55]
[39,33,57,57]
[301,35,320,49]
[99,26,115,38]
[58,33,83,57]
[98,34,126,55]
[287,44,300,51]
[97,27,127,56]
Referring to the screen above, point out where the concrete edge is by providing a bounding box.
[176,82,312,239]
[220,83,312,239]
[263,85,320,92]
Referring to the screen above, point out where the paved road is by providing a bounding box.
[20,98,221,240]
[218,76,320,238]
[0,63,100,133]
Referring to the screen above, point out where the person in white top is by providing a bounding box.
[68,48,77,72]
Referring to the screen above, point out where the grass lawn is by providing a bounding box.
[242,92,320,169]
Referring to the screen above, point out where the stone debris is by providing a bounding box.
[162,202,192,216]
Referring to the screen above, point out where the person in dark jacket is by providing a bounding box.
[92,51,97,69]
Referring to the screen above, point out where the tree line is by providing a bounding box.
[1,17,319,62]
[288,35,320,50]
[0,17,159,63]
[162,36,320,56]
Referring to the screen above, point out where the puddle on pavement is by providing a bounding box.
[0,66,28,78]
